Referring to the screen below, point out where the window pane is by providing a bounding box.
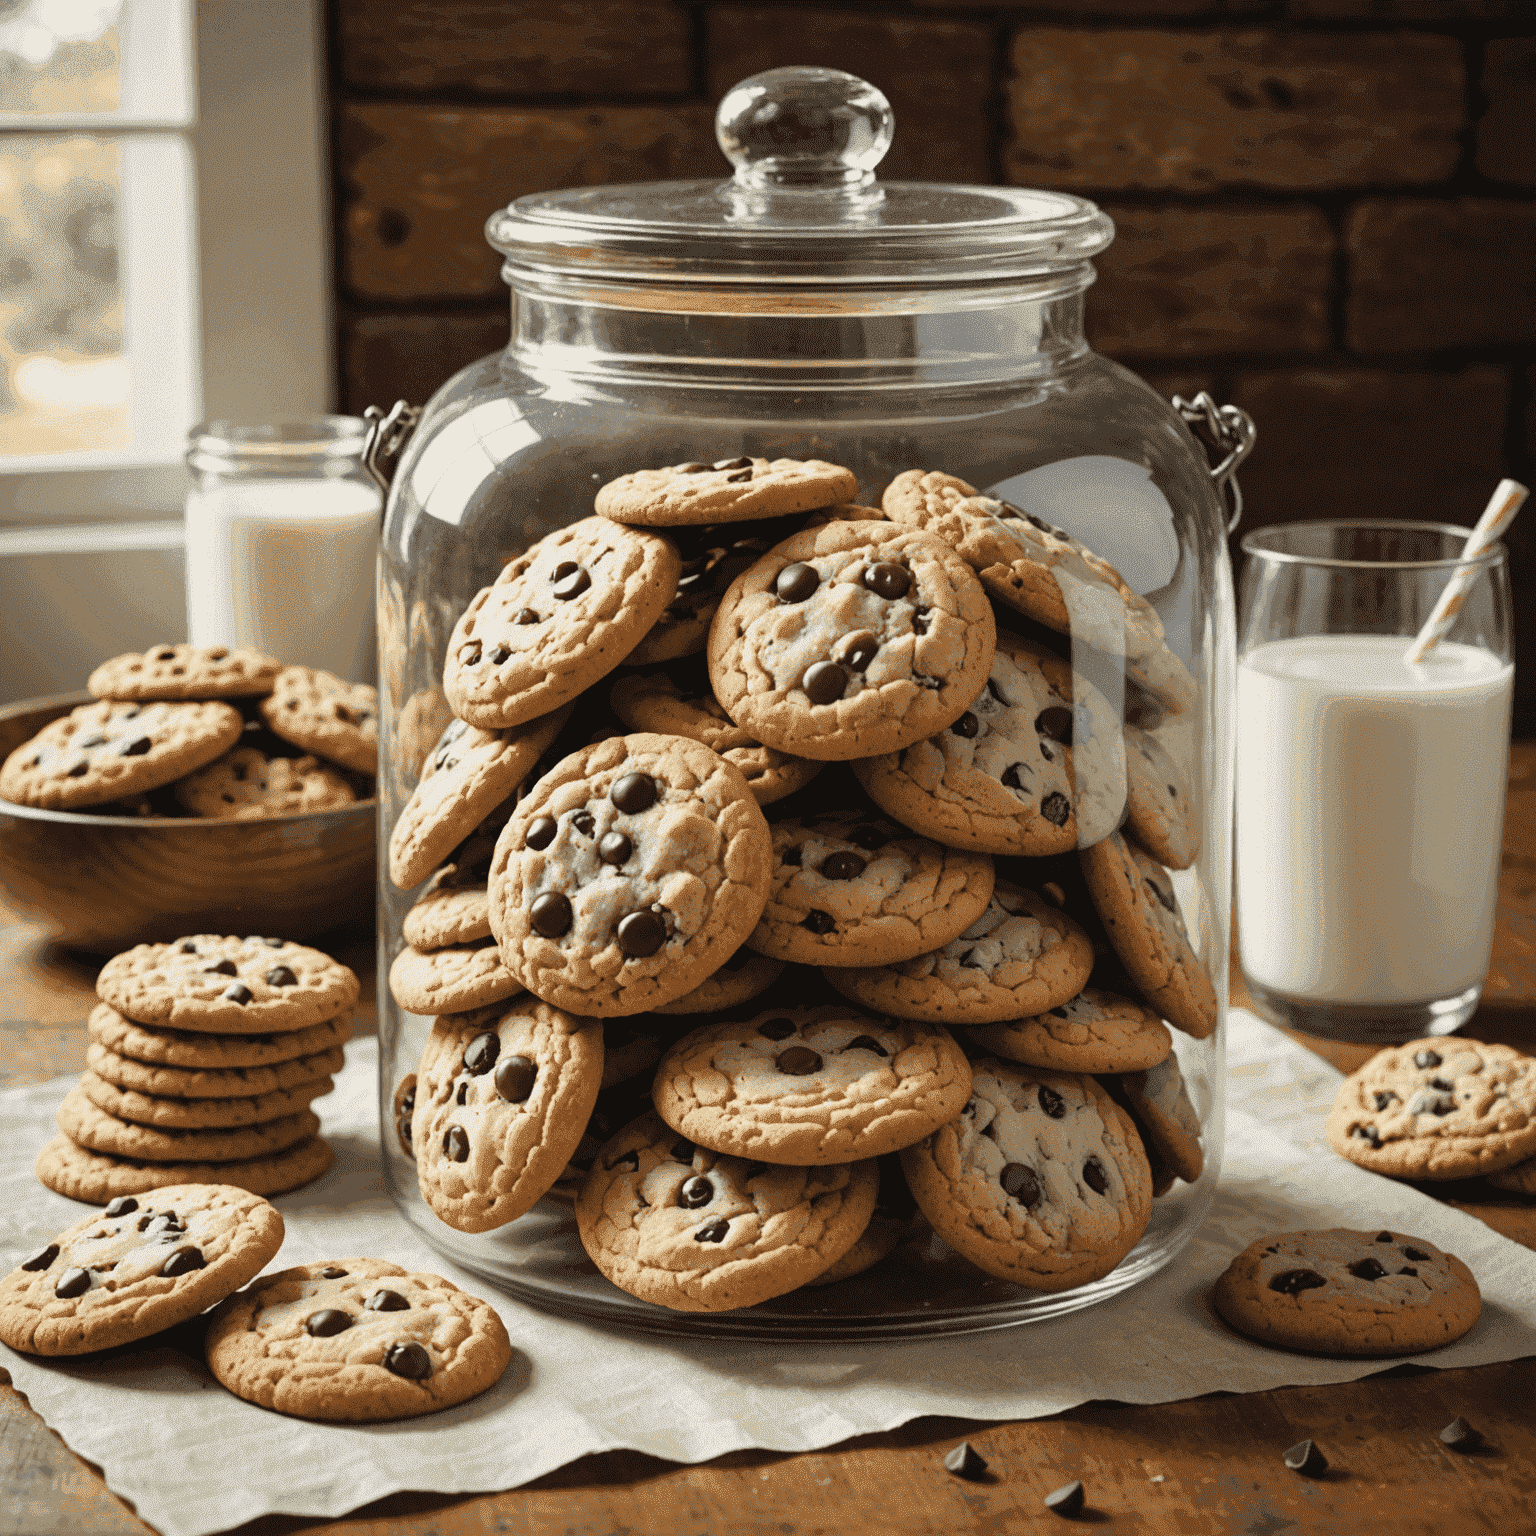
[0,133,128,456]
[0,0,122,114]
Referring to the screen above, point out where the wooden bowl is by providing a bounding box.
[0,692,376,953]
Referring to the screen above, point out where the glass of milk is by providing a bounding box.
[184,419,383,684]
[1235,520,1513,1043]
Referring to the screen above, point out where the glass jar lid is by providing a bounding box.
[486,67,1114,288]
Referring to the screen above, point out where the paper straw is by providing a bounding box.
[1405,478,1528,664]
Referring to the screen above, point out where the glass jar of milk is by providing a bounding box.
[1235,520,1513,1044]
[185,418,383,684]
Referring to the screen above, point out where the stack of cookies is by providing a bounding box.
[387,454,1215,1311]
[0,644,377,819]
[35,935,357,1204]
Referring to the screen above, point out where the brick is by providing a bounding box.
[1289,0,1527,18]
[1478,40,1536,189]
[1089,204,1334,359]
[339,103,718,302]
[1005,29,1463,192]
[339,312,509,416]
[1227,367,1510,533]
[337,0,692,97]
[1346,199,1536,354]
[706,10,992,183]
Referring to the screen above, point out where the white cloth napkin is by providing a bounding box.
[1,1009,1532,1536]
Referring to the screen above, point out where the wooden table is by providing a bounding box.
[3,750,1535,1535]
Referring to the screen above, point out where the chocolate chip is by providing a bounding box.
[611,773,657,814]
[207,959,238,976]
[514,607,540,624]
[1429,1076,1455,1092]
[1376,1231,1395,1242]
[1269,1269,1327,1295]
[617,908,667,958]
[912,606,931,635]
[570,810,595,836]
[862,561,911,600]
[1044,1480,1084,1517]
[999,1162,1041,1207]
[65,760,89,777]
[671,1140,696,1162]
[530,891,573,937]
[364,1289,410,1312]
[1036,706,1074,744]
[551,561,591,600]
[1402,1246,1431,1261]
[320,1266,348,1278]
[678,1175,713,1209]
[598,831,632,865]
[20,1244,58,1271]
[444,1125,470,1162]
[158,1245,205,1277]
[103,1197,137,1218]
[525,816,558,850]
[725,467,752,482]
[1082,1156,1109,1194]
[943,1441,989,1481]
[1347,1258,1387,1281]
[781,845,802,867]
[819,850,866,881]
[694,1217,730,1243]
[802,661,847,705]
[1372,1091,1399,1111]
[802,910,836,934]
[1399,1266,1418,1277]
[1440,1417,1483,1452]
[844,1035,888,1056]
[848,824,890,850]
[383,1341,432,1379]
[758,1018,796,1040]
[715,456,752,470]
[119,735,152,757]
[777,1046,823,1076]
[1038,1084,1066,1119]
[459,641,483,666]
[179,941,198,953]
[305,1307,351,1336]
[774,563,819,603]
[265,966,297,987]
[1001,763,1027,791]
[1414,1049,1442,1069]
[54,1267,91,1298]
[222,983,254,1004]
[1283,1440,1328,1478]
[495,1055,537,1103]
[463,1031,500,1075]
[952,712,980,739]
[838,631,881,672]
[1041,792,1071,827]
[1353,1123,1381,1147]
[678,461,710,473]
[78,733,107,749]
[141,1211,183,1236]
[455,1081,469,1105]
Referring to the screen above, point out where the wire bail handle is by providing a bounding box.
[361,400,422,495]
[1172,392,1256,534]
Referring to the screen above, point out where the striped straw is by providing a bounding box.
[1405,478,1528,664]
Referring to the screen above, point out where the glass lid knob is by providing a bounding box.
[715,66,893,200]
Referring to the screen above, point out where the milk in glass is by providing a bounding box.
[1235,633,1513,1005]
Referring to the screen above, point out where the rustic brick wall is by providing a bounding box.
[329,0,1536,727]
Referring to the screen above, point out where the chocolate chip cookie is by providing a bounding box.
[596,456,858,528]
[901,1059,1152,1291]
[259,666,378,773]
[87,643,281,701]
[652,1004,973,1165]
[443,517,682,730]
[401,876,492,951]
[967,987,1172,1075]
[57,1089,320,1163]
[747,813,994,968]
[1124,723,1197,870]
[575,1110,878,1310]
[1118,1052,1203,1183]
[708,521,996,761]
[0,1185,284,1355]
[651,947,784,1015]
[204,1257,512,1421]
[0,699,243,810]
[387,938,520,1016]
[1325,1040,1536,1181]
[1213,1229,1482,1356]
[824,881,1094,1025]
[487,732,773,1017]
[174,747,356,819]
[86,1001,352,1071]
[411,1000,602,1231]
[34,1132,334,1204]
[86,1038,344,1100]
[78,1069,331,1130]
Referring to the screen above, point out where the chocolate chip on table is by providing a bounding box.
[383,1341,432,1379]
[844,1035,887,1056]
[952,712,980,739]
[774,562,819,603]
[1414,1049,1442,1069]
[838,631,880,672]
[862,561,911,600]
[1044,1480,1085,1517]
[365,1289,411,1312]
[617,908,667,958]
[1269,1269,1327,1296]
[693,1217,730,1243]
[819,851,865,881]
[1440,1417,1483,1452]
[776,1046,823,1076]
[598,831,632,865]
[494,1055,537,1103]
[611,772,658,814]
[20,1244,58,1272]
[678,1175,713,1209]
[802,660,847,705]
[551,561,591,600]
[1347,1258,1387,1281]
[463,1031,500,1075]
[942,1441,989,1481]
[54,1267,91,1298]
[222,983,254,1004]
[1082,1156,1109,1195]
[1283,1440,1328,1478]
[530,892,573,938]
[525,815,558,850]
[265,966,297,987]
[758,1018,795,1040]
[305,1307,352,1337]
[802,910,836,934]
[1038,1084,1066,1119]
[444,1125,470,1162]
[104,1196,139,1218]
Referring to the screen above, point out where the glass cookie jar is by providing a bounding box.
[374,67,1254,1340]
